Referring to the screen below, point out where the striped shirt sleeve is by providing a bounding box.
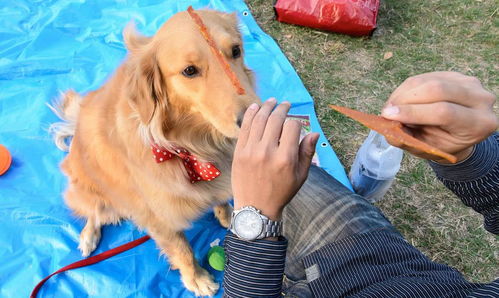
[300,229,497,297]
[223,233,287,298]
[429,132,499,234]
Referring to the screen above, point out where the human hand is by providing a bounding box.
[381,72,498,163]
[232,98,320,220]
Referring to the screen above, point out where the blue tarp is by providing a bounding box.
[0,1,351,297]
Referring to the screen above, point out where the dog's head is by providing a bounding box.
[124,9,260,148]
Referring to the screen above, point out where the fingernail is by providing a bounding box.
[248,103,259,110]
[382,106,400,117]
[268,97,277,103]
[282,101,291,106]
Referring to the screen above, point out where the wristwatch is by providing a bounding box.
[229,206,282,241]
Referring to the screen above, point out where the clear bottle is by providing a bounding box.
[349,130,403,203]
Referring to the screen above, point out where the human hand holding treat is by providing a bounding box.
[330,72,498,164]
[381,72,497,163]
[330,104,458,163]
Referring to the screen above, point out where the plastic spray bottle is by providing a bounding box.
[349,130,403,202]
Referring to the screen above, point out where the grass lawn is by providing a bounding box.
[247,0,498,282]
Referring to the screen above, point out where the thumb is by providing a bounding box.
[381,103,446,126]
[298,133,319,176]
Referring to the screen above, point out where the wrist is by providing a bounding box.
[432,146,474,164]
[230,205,283,241]
[428,133,498,182]
[258,209,282,221]
[233,202,282,221]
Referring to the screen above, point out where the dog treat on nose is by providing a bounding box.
[187,6,246,95]
[329,104,458,163]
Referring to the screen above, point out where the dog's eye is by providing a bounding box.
[182,66,199,78]
[232,45,241,59]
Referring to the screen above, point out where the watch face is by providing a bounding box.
[233,209,263,240]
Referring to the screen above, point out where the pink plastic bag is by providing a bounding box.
[275,0,380,36]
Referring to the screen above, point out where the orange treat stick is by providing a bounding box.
[329,104,458,163]
[187,6,246,95]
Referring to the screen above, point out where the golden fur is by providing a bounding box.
[50,9,259,296]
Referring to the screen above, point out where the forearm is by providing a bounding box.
[223,233,287,297]
[429,132,499,234]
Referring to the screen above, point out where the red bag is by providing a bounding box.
[274,0,380,36]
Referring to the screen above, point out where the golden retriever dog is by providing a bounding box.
[49,9,259,296]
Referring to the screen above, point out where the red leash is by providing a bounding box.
[31,235,151,298]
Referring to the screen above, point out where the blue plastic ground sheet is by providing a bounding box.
[0,1,352,297]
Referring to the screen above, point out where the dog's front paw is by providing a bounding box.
[182,267,219,297]
[78,223,101,257]
[214,203,232,229]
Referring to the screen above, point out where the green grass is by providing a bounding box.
[247,0,498,282]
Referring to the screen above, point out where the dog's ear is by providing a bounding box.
[123,22,152,54]
[129,55,166,124]
[124,24,166,124]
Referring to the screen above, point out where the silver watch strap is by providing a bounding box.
[261,219,282,238]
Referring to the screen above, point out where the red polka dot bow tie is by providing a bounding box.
[151,145,221,183]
